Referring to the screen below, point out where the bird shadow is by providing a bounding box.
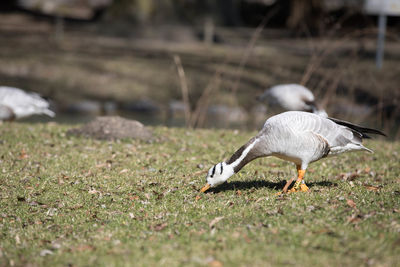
[207,179,337,193]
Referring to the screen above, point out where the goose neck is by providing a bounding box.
[226,137,261,173]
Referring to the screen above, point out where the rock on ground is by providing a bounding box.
[67,116,153,141]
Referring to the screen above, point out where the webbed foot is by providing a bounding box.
[287,183,309,193]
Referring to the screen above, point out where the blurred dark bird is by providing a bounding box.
[0,86,55,121]
[257,84,328,117]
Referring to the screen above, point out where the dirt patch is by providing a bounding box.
[67,116,153,141]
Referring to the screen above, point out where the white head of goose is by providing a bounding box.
[257,84,328,118]
[200,111,385,194]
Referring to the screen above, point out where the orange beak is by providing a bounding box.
[200,183,211,193]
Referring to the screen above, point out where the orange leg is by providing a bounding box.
[276,165,309,195]
[288,166,309,193]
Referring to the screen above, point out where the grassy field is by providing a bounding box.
[0,122,399,266]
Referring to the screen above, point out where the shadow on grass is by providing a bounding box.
[207,179,337,193]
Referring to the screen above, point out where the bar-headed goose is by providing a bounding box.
[257,84,328,117]
[200,111,385,194]
[0,86,55,121]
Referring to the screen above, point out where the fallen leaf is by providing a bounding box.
[51,242,61,250]
[96,163,107,168]
[70,204,83,210]
[209,216,224,228]
[88,188,99,194]
[209,260,223,267]
[152,223,167,231]
[119,169,129,174]
[347,214,363,224]
[314,228,332,234]
[195,195,201,201]
[232,232,241,238]
[39,249,53,256]
[255,197,265,203]
[270,228,279,234]
[19,149,29,159]
[46,208,57,216]
[192,170,207,176]
[242,233,252,243]
[153,191,164,200]
[129,195,140,201]
[236,190,242,196]
[15,234,20,245]
[306,205,315,212]
[336,170,360,181]
[346,199,356,209]
[71,245,94,252]
[364,185,380,192]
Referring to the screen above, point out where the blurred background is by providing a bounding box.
[1,0,399,137]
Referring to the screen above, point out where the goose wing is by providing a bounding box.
[267,111,382,155]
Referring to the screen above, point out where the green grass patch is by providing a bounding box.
[0,123,399,266]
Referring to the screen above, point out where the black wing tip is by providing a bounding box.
[366,128,387,137]
[328,117,387,138]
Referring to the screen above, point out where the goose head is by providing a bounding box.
[200,162,234,192]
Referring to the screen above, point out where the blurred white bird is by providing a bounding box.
[257,84,328,117]
[0,86,55,121]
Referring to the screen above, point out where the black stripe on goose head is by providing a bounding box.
[211,164,216,178]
